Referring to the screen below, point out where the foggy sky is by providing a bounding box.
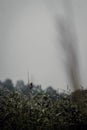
[0,0,87,89]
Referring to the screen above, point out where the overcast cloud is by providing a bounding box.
[0,0,87,90]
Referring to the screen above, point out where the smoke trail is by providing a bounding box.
[57,16,80,91]
[57,0,80,91]
[45,0,80,91]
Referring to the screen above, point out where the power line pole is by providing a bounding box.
[28,71,29,85]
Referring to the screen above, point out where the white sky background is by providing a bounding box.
[0,0,87,89]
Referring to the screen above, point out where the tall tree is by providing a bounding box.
[3,79,14,91]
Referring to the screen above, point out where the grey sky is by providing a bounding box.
[0,0,87,89]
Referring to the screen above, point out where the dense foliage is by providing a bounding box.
[0,79,87,130]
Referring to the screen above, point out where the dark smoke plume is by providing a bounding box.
[45,0,81,91]
[57,0,80,91]
[57,16,80,91]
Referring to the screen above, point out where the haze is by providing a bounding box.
[0,0,87,89]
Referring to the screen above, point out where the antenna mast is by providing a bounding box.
[28,71,29,85]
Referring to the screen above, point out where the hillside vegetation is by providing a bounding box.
[0,79,87,130]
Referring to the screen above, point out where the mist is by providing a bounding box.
[0,0,87,90]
